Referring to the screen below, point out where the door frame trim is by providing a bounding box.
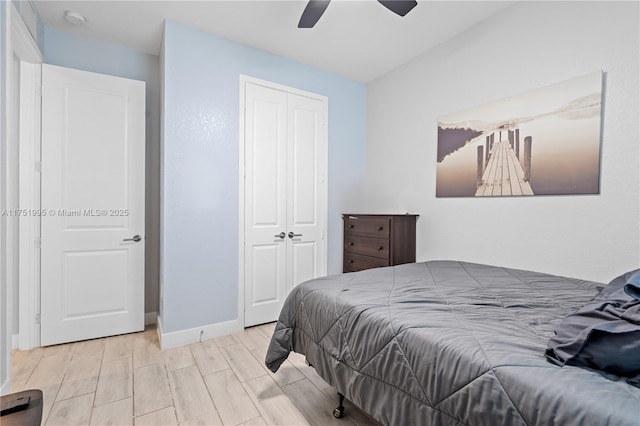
[238,75,328,329]
[11,1,43,351]
[18,61,41,350]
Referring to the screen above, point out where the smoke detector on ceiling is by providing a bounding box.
[64,11,86,26]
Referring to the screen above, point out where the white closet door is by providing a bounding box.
[244,83,288,327]
[40,64,145,346]
[286,93,325,293]
[244,80,327,327]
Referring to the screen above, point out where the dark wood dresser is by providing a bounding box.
[342,214,418,273]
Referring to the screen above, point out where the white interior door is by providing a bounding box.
[40,64,145,346]
[244,79,327,327]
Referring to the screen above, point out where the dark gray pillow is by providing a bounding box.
[624,270,640,300]
[545,269,640,387]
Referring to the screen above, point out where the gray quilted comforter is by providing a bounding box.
[265,261,640,425]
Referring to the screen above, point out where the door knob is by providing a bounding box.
[288,232,302,238]
[275,232,286,239]
[123,235,142,242]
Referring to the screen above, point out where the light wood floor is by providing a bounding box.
[11,323,378,426]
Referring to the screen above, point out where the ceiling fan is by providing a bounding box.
[298,0,418,28]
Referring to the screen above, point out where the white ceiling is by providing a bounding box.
[33,0,516,82]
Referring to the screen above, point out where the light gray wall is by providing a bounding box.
[44,27,161,316]
[364,1,639,283]
[11,0,44,52]
[1,0,11,395]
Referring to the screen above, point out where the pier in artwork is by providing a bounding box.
[475,129,533,196]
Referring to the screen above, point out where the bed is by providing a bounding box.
[265,260,640,425]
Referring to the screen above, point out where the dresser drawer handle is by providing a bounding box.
[348,224,354,229]
[377,226,383,231]
[348,259,354,264]
[349,242,354,246]
[377,246,383,250]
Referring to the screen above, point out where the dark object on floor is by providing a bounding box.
[0,389,43,426]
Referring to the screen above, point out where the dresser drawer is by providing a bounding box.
[343,252,390,272]
[344,216,390,238]
[344,235,389,259]
[342,213,418,274]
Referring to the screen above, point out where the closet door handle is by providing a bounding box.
[288,232,302,239]
[275,232,286,239]
[123,235,142,242]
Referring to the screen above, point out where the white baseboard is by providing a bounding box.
[144,312,157,326]
[156,316,242,349]
[9,314,158,353]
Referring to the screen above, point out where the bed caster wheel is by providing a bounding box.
[333,392,345,418]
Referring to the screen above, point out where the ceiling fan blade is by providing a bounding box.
[377,0,418,17]
[298,0,331,28]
